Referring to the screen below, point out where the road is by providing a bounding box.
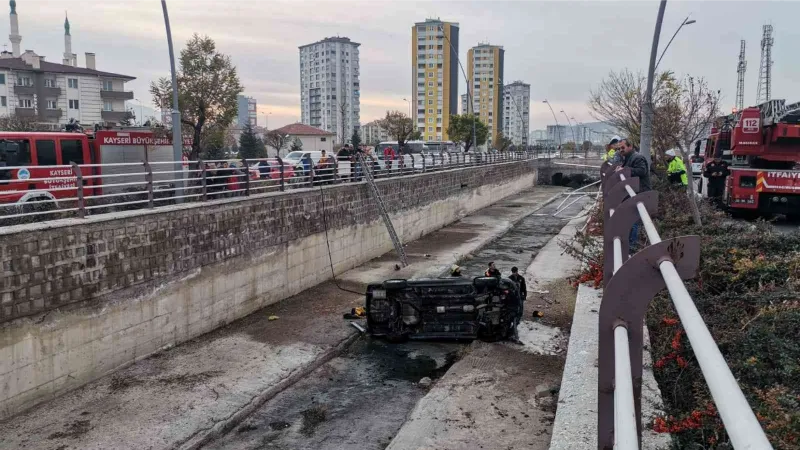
[204,198,591,450]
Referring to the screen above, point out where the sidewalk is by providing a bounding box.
[0,186,566,450]
[386,202,592,450]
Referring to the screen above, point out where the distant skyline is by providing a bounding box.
[5,1,798,132]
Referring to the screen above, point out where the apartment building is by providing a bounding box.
[299,36,361,144]
[412,18,459,142]
[360,119,389,145]
[467,43,504,148]
[503,81,530,146]
[0,5,134,128]
[237,95,257,128]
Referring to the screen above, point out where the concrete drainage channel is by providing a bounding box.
[202,198,592,450]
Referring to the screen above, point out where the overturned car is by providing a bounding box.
[365,276,523,342]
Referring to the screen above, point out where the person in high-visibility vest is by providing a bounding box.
[602,136,621,163]
[665,149,688,186]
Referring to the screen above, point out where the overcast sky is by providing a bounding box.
[7,1,798,131]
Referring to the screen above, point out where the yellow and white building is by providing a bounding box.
[467,43,504,148]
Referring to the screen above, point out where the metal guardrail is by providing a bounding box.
[597,161,772,450]
[0,150,540,224]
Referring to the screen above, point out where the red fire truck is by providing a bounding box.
[703,99,800,217]
[0,128,187,206]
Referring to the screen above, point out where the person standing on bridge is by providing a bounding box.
[703,154,729,207]
[602,136,620,164]
[615,139,650,251]
[665,149,688,186]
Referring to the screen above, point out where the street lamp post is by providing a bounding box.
[560,110,577,154]
[655,16,696,71]
[640,0,668,168]
[161,0,183,201]
[542,100,561,156]
[402,98,411,118]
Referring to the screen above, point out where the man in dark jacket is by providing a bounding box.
[485,262,501,278]
[508,267,527,301]
[703,155,729,207]
[615,139,650,250]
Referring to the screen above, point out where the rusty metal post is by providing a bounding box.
[241,158,250,196]
[71,162,85,218]
[597,236,700,450]
[277,156,285,192]
[143,160,154,208]
[199,160,207,201]
[604,177,641,220]
[603,191,658,286]
[602,168,632,196]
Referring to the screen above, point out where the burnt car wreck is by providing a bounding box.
[366,277,523,342]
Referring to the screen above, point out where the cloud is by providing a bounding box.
[5,0,799,133]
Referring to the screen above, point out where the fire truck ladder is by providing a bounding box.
[357,153,408,267]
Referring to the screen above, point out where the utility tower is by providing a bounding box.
[756,24,773,104]
[735,40,746,112]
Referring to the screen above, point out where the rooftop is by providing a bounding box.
[0,56,135,80]
[299,36,360,49]
[273,123,336,136]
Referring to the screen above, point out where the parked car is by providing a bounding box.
[283,151,323,172]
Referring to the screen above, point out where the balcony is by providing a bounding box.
[100,90,134,100]
[42,86,61,96]
[15,107,35,117]
[13,85,35,96]
[101,110,128,122]
[42,108,62,119]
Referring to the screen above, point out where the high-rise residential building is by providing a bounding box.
[412,18,459,142]
[237,95,257,128]
[360,119,390,145]
[0,3,135,128]
[547,124,568,145]
[461,93,468,114]
[299,36,361,144]
[467,43,504,148]
[503,81,530,146]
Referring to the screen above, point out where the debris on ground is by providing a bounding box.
[342,307,366,320]
[418,377,432,388]
[268,315,279,321]
[350,322,366,333]
[532,310,544,318]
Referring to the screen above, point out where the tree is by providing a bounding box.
[238,122,265,159]
[495,132,513,151]
[447,113,488,152]
[582,140,593,157]
[290,137,303,152]
[264,130,290,156]
[378,110,415,149]
[350,129,362,150]
[589,69,720,226]
[0,115,50,131]
[199,124,227,160]
[408,129,422,141]
[562,142,577,153]
[338,96,348,145]
[230,140,239,156]
[150,34,243,159]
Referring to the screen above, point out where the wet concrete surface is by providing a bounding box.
[204,195,592,450]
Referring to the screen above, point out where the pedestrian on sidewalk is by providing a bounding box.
[485,262,501,278]
[508,267,527,301]
[615,138,650,251]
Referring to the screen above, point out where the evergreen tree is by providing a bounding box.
[238,123,264,159]
[350,129,362,149]
[290,137,303,152]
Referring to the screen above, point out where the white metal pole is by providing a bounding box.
[161,0,184,202]
[614,326,640,450]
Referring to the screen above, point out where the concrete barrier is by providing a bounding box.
[0,160,537,419]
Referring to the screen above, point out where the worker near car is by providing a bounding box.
[508,266,527,301]
[485,262,501,278]
[703,154,730,206]
[615,139,651,251]
[602,136,621,164]
[665,149,688,186]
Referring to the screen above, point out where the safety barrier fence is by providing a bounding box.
[0,150,542,224]
[597,162,771,449]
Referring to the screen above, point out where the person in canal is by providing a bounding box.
[485,262,501,278]
[508,267,527,301]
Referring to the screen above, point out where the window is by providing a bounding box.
[60,139,84,164]
[103,101,113,111]
[44,79,56,88]
[428,108,433,114]
[20,98,32,108]
[428,127,433,132]
[428,72,434,77]
[35,140,57,165]
[102,80,113,91]
[428,118,433,123]
[428,99,433,105]
[46,100,57,110]
[0,96,5,107]
[428,81,433,87]
[0,74,5,84]
[321,137,327,142]
[69,99,80,109]
[17,76,31,86]
[68,78,78,89]
[0,139,31,166]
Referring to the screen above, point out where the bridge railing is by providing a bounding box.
[597,162,772,450]
[0,150,536,226]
